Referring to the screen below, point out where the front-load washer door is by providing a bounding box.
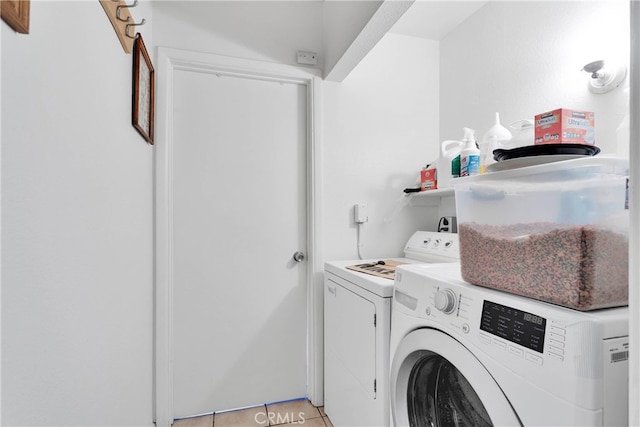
[391,329,521,427]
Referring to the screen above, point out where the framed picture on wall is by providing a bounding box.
[1,0,30,34]
[132,34,154,144]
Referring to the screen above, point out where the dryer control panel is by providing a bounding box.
[402,231,459,262]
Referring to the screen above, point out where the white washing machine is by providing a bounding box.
[324,231,460,427]
[390,263,629,427]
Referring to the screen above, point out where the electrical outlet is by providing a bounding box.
[354,204,368,224]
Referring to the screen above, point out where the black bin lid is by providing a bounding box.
[493,144,600,161]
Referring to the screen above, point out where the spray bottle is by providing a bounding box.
[460,127,480,177]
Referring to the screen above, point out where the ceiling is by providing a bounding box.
[390,1,487,40]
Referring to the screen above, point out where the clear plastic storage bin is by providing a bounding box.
[453,157,629,311]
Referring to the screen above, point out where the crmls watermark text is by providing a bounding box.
[255,411,306,424]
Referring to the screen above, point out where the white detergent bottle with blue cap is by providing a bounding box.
[460,127,480,177]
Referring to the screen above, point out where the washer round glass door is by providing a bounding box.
[391,328,521,427]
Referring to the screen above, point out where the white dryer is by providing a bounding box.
[390,263,629,427]
[324,231,460,427]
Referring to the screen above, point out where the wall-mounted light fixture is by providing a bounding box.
[582,60,627,94]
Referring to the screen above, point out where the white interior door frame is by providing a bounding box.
[153,47,324,426]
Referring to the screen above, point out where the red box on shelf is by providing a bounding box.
[534,108,595,145]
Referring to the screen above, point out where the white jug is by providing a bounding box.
[508,119,534,149]
[480,112,512,172]
[437,140,464,189]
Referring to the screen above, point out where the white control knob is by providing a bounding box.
[434,289,457,314]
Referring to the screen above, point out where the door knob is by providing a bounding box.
[292,251,305,262]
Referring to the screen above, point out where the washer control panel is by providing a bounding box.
[479,300,546,354]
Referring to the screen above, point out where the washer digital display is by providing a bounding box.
[480,300,546,353]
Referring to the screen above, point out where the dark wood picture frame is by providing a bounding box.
[1,0,30,34]
[132,34,155,144]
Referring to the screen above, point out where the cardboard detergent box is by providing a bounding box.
[534,108,595,145]
[420,167,437,191]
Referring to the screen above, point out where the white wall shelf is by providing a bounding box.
[407,188,455,206]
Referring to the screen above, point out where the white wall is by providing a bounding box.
[440,1,630,156]
[152,1,386,80]
[2,2,154,426]
[322,33,441,260]
[152,1,324,69]
[322,0,382,78]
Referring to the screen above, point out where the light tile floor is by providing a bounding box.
[173,399,333,427]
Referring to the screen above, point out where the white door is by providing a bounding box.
[324,278,379,427]
[170,65,308,417]
[390,329,522,427]
[324,278,376,401]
